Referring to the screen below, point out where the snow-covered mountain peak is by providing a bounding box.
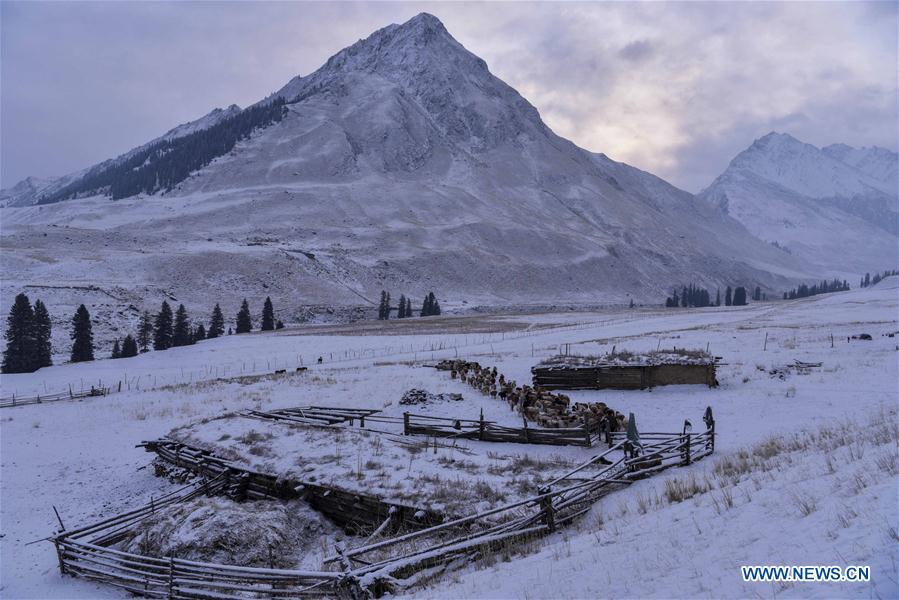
[699,131,898,275]
[272,13,543,152]
[717,131,895,199]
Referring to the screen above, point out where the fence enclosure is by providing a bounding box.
[55,408,716,598]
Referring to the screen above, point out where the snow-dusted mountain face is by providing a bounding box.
[2,13,810,342]
[699,133,898,277]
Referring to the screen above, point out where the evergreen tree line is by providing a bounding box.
[3,295,286,370]
[859,270,898,288]
[377,291,441,320]
[2,294,53,373]
[143,297,282,354]
[665,284,750,308]
[783,278,850,300]
[665,283,713,308]
[40,99,287,203]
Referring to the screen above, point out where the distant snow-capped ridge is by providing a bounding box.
[711,131,896,199]
[699,132,898,276]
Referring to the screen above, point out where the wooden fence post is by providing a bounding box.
[53,538,66,574]
[703,406,715,453]
[168,555,174,598]
[683,433,691,465]
[539,487,555,532]
[403,412,410,435]
[478,409,485,441]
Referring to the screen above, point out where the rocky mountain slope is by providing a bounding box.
[699,132,897,277]
[2,13,814,346]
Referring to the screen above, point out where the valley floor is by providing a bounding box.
[1,280,897,598]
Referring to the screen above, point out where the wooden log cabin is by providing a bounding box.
[532,350,719,390]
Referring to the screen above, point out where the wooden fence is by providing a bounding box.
[403,412,598,447]
[55,410,717,598]
[0,386,110,409]
[53,476,342,598]
[326,421,717,594]
[242,406,381,428]
[241,405,601,448]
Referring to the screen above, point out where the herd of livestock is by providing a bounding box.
[435,359,627,432]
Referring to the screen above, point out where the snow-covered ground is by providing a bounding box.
[1,278,896,598]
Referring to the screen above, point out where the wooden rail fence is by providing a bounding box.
[0,386,110,409]
[326,417,717,594]
[54,409,717,598]
[53,476,342,598]
[403,412,598,447]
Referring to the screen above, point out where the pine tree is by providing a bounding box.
[208,304,225,338]
[32,299,52,368]
[261,297,275,331]
[383,292,391,320]
[275,319,284,329]
[70,304,94,363]
[421,292,439,316]
[138,310,153,352]
[715,289,721,306]
[111,339,121,359]
[173,304,191,346]
[725,286,733,307]
[154,301,174,350]
[236,299,252,333]
[405,297,413,318]
[378,291,388,320]
[121,335,139,358]
[397,295,407,318]
[194,324,206,341]
[2,293,37,373]
[733,286,748,306]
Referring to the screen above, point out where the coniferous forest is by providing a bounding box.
[859,270,898,288]
[665,283,752,307]
[783,278,850,300]
[39,99,287,203]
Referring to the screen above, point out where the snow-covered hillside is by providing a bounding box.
[699,132,898,277]
[1,13,811,333]
[1,277,896,598]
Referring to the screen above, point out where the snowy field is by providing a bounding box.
[1,279,897,598]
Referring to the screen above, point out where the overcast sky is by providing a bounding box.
[2,1,896,192]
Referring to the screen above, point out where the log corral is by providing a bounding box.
[532,349,720,390]
[53,405,718,598]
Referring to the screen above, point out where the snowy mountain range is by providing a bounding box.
[699,132,898,275]
[1,13,890,344]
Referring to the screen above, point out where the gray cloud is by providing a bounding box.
[1,1,896,193]
[618,40,653,62]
